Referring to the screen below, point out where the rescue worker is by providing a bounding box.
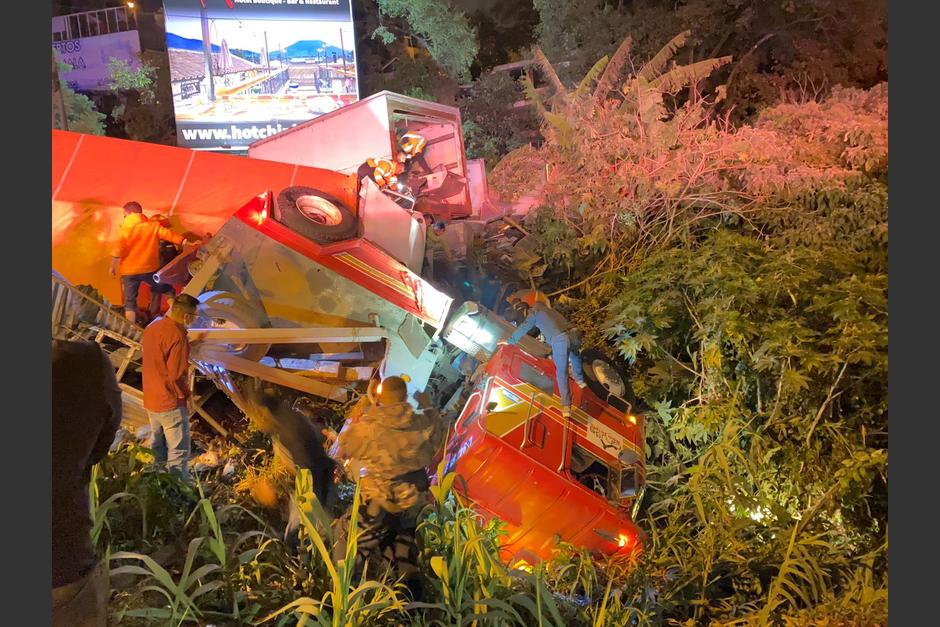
[397,130,432,189]
[357,156,404,191]
[398,131,428,161]
[109,202,201,324]
[499,291,588,418]
[332,376,445,594]
[356,131,429,194]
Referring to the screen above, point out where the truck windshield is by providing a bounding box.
[518,362,554,395]
[569,444,618,499]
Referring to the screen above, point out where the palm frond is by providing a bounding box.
[522,73,547,116]
[544,110,575,149]
[574,55,609,99]
[757,529,832,622]
[649,56,733,94]
[533,47,568,98]
[636,30,691,82]
[593,36,632,106]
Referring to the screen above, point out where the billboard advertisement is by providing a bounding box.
[164,0,359,151]
[52,30,142,92]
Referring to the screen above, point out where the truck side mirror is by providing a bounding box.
[618,449,640,466]
[619,465,639,504]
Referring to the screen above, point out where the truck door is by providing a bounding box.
[512,357,566,471]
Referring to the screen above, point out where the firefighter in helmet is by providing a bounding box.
[356,131,429,192]
[398,131,427,161]
[397,131,431,184]
[357,157,403,191]
[499,290,588,418]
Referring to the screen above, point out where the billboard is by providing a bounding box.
[164,0,359,151]
[52,30,142,92]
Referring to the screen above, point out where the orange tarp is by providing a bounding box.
[52,130,357,306]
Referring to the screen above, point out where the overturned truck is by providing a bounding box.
[166,171,645,564]
[54,91,646,565]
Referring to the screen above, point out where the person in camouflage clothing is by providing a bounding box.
[332,376,446,596]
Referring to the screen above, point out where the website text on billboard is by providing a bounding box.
[164,0,358,151]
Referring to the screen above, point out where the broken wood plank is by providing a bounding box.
[115,346,138,381]
[182,242,231,297]
[118,383,149,430]
[188,326,388,345]
[192,403,230,439]
[195,350,349,402]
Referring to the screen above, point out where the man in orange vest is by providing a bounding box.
[356,131,429,193]
[109,201,201,324]
[398,131,427,162]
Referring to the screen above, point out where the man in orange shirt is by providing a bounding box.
[141,293,200,481]
[109,201,200,323]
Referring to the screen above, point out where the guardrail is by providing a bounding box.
[52,272,142,343]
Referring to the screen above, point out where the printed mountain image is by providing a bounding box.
[166,33,351,64]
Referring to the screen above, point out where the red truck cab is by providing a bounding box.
[442,343,645,566]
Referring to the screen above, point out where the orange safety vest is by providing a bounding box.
[366,157,403,188]
[399,132,427,158]
[111,213,185,276]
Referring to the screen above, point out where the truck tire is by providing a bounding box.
[275,186,358,244]
[580,348,637,413]
[195,291,271,362]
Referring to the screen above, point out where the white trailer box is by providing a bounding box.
[248,91,473,219]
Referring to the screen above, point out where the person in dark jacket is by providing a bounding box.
[252,389,337,552]
[52,339,123,627]
[149,213,182,321]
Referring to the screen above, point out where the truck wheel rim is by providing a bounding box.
[204,317,247,353]
[296,195,343,226]
[592,359,626,397]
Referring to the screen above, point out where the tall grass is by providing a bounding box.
[106,442,880,627]
[94,440,659,627]
[260,474,408,626]
[89,463,147,547]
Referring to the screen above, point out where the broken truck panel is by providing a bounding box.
[52,130,360,308]
[357,177,429,274]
